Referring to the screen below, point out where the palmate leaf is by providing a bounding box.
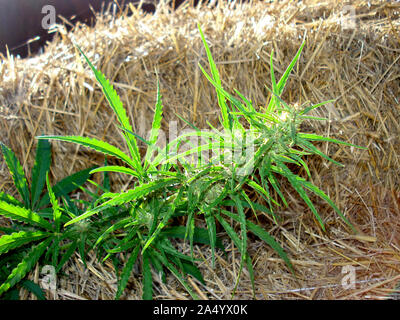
[266,40,306,112]
[30,139,51,210]
[298,133,368,149]
[0,200,53,231]
[155,248,199,300]
[37,165,96,209]
[215,213,254,298]
[273,161,326,231]
[76,46,142,172]
[198,62,269,130]
[115,244,140,300]
[247,220,294,275]
[0,231,50,256]
[0,237,53,296]
[247,179,280,208]
[36,135,135,169]
[299,179,355,232]
[64,178,179,226]
[297,138,344,167]
[221,209,294,274]
[0,142,30,208]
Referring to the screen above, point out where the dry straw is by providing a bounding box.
[0,0,399,299]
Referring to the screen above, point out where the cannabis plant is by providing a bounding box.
[36,47,220,300]
[156,24,367,296]
[0,139,96,297]
[28,24,367,299]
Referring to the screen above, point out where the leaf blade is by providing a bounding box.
[0,142,30,208]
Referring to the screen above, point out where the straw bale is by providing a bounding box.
[1,0,399,299]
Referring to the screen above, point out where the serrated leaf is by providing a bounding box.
[269,49,278,111]
[232,195,247,264]
[0,142,30,208]
[56,239,79,273]
[37,135,135,169]
[0,192,22,207]
[31,139,51,210]
[247,180,279,208]
[46,173,61,233]
[0,237,53,296]
[266,40,306,112]
[198,23,230,130]
[0,200,53,231]
[215,214,242,251]
[221,209,294,275]
[38,165,96,209]
[90,165,140,178]
[181,261,205,285]
[94,217,132,247]
[204,210,217,268]
[300,179,355,232]
[274,162,325,231]
[65,178,179,226]
[115,245,140,300]
[76,46,142,172]
[21,280,46,300]
[156,249,199,299]
[299,99,335,115]
[0,231,50,256]
[245,254,256,298]
[298,133,367,149]
[142,251,153,300]
[161,226,224,250]
[247,221,294,275]
[145,79,164,168]
[142,189,183,253]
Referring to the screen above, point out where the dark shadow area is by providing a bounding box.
[0,0,234,58]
